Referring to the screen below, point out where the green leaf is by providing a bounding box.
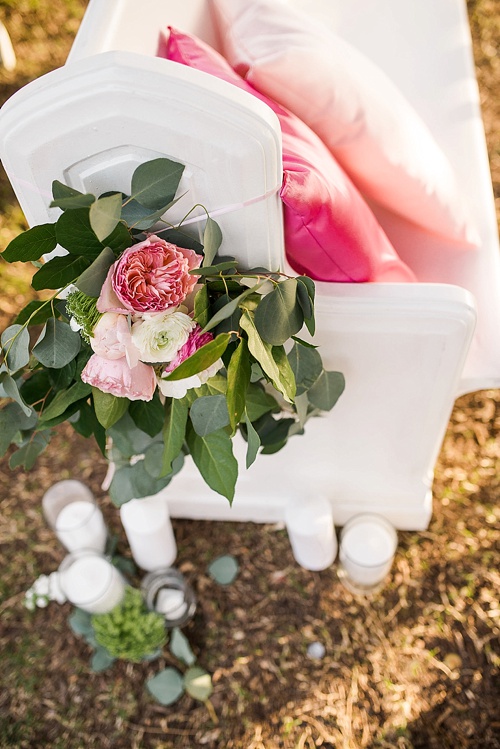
[69,608,93,637]
[89,194,122,241]
[157,228,203,253]
[254,278,303,345]
[1,324,30,372]
[287,342,323,395]
[9,431,51,470]
[56,208,105,258]
[161,396,189,476]
[244,384,279,422]
[1,374,33,417]
[254,414,295,447]
[170,628,196,666]
[244,412,261,468]
[164,333,229,381]
[32,254,91,291]
[296,276,316,336]
[202,217,222,267]
[51,181,95,210]
[48,358,77,390]
[92,389,129,429]
[189,260,237,276]
[32,318,81,368]
[226,339,251,431]
[193,285,210,328]
[294,392,309,428]
[202,285,260,334]
[272,346,296,402]
[105,222,133,254]
[143,442,164,478]
[131,158,185,210]
[208,554,239,585]
[107,411,152,458]
[147,668,184,706]
[291,335,318,349]
[76,246,116,297]
[14,300,54,327]
[240,311,294,403]
[0,403,36,455]
[2,223,57,263]
[190,394,230,437]
[91,647,116,672]
[108,462,171,506]
[186,426,237,503]
[307,370,345,411]
[183,667,213,702]
[128,393,164,437]
[39,380,91,423]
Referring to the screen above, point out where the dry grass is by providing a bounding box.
[0,1,499,748]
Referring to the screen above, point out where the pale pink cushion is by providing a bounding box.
[209,0,479,247]
[160,28,415,283]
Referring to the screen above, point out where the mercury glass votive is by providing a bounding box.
[141,568,196,628]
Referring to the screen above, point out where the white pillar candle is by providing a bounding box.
[285,497,337,571]
[59,551,125,614]
[339,514,397,592]
[156,589,188,620]
[43,480,107,553]
[120,493,177,571]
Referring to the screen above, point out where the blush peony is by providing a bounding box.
[90,312,140,368]
[81,354,156,401]
[97,235,202,314]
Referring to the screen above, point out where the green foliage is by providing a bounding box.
[91,588,167,662]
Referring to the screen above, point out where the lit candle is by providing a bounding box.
[284,496,337,571]
[42,480,107,553]
[59,551,125,614]
[120,493,177,571]
[339,514,398,593]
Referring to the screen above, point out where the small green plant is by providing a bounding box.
[91,587,166,662]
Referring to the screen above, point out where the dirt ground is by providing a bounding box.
[0,1,499,748]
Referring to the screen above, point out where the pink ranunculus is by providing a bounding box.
[90,312,140,369]
[81,354,156,401]
[162,325,214,375]
[158,326,223,399]
[98,235,202,315]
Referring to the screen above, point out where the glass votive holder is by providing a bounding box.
[338,513,398,595]
[59,549,126,614]
[141,568,196,628]
[42,480,107,553]
[285,496,337,571]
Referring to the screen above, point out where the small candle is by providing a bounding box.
[339,514,397,593]
[141,568,196,628]
[59,551,125,614]
[284,497,337,571]
[156,589,188,620]
[42,480,107,553]
[120,493,177,571]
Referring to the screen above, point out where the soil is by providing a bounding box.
[0,1,499,748]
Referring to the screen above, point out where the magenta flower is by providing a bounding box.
[163,325,214,375]
[97,235,202,315]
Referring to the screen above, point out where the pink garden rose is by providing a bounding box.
[97,235,202,315]
[81,354,156,401]
[90,312,140,369]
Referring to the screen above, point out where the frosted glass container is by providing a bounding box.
[42,480,107,553]
[338,514,398,594]
[59,550,126,614]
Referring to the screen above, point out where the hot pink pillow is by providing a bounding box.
[159,28,415,283]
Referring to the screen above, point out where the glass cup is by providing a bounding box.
[59,550,126,614]
[42,480,107,553]
[338,513,398,595]
[141,568,196,628]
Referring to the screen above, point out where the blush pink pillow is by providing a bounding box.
[159,28,415,283]
[210,0,479,248]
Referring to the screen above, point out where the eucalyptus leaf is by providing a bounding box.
[146,668,184,706]
[183,667,213,702]
[208,554,239,585]
[1,324,30,372]
[189,260,237,276]
[287,343,323,395]
[2,223,57,263]
[163,333,230,381]
[0,403,35,455]
[170,628,196,666]
[186,426,237,503]
[51,181,95,210]
[129,393,164,437]
[14,300,54,327]
[1,374,33,417]
[108,411,153,458]
[32,254,91,291]
[159,228,203,253]
[161,396,189,476]
[202,217,222,267]
[226,339,251,431]
[307,370,345,411]
[39,380,92,423]
[244,412,261,468]
[9,431,51,470]
[254,278,303,345]
[144,442,164,478]
[56,208,105,257]
[91,647,116,672]
[202,285,261,334]
[108,462,171,506]
[89,194,122,241]
[92,389,129,429]
[190,394,230,437]
[296,276,316,336]
[294,392,309,428]
[131,158,185,210]
[32,318,81,369]
[245,384,279,422]
[76,246,115,297]
[69,608,93,637]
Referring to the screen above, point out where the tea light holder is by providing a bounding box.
[42,480,107,553]
[120,493,177,571]
[58,550,126,614]
[338,513,398,594]
[284,496,337,571]
[141,568,196,628]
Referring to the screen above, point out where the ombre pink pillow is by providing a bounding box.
[160,28,415,283]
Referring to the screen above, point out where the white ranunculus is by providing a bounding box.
[131,310,195,364]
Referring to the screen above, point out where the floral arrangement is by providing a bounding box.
[0,157,344,504]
